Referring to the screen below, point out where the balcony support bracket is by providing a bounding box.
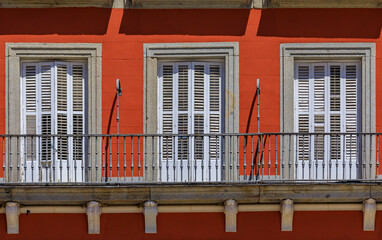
[363,198,376,231]
[280,199,294,231]
[6,202,20,234]
[224,199,238,232]
[144,200,158,233]
[87,201,101,234]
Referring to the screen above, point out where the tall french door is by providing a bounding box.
[21,61,86,182]
[295,62,360,180]
[158,62,223,182]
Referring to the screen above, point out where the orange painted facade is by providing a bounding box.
[0,7,381,239]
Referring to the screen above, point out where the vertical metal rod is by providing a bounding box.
[138,136,141,181]
[250,135,254,181]
[109,137,112,182]
[275,135,278,179]
[268,135,271,180]
[166,137,169,182]
[369,134,372,178]
[222,135,225,181]
[95,136,98,183]
[159,136,162,182]
[349,134,352,179]
[124,137,127,182]
[117,135,120,180]
[173,136,176,182]
[243,136,247,181]
[288,134,291,180]
[281,135,285,179]
[87,136,90,183]
[5,137,8,182]
[343,135,346,180]
[23,136,26,182]
[144,136,147,181]
[16,137,20,182]
[257,78,260,133]
[215,136,218,182]
[257,135,261,180]
[102,137,105,182]
[130,136,134,182]
[74,136,77,182]
[67,136,71,182]
[229,135,233,181]
[59,136,62,182]
[377,135,380,179]
[152,136,155,182]
[336,134,339,180]
[236,136,239,182]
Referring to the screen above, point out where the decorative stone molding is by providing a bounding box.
[224,199,238,232]
[263,0,382,8]
[127,0,252,8]
[6,202,20,234]
[280,199,294,231]
[363,198,376,231]
[0,0,113,8]
[87,201,101,234]
[143,200,158,233]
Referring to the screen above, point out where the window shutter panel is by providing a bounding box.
[161,64,174,160]
[56,63,69,161]
[25,65,37,112]
[297,65,310,161]
[345,64,358,161]
[56,64,68,112]
[313,65,325,160]
[71,64,85,161]
[209,64,221,160]
[178,65,189,112]
[177,65,190,160]
[193,64,205,160]
[72,64,84,112]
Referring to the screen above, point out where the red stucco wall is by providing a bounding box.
[0,211,380,239]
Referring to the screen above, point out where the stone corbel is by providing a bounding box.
[87,201,101,234]
[363,198,376,231]
[6,202,20,234]
[144,200,158,233]
[280,199,294,231]
[224,199,238,232]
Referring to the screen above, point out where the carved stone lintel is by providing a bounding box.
[144,200,158,234]
[224,199,238,232]
[6,202,20,234]
[87,201,101,234]
[280,199,294,232]
[363,198,376,231]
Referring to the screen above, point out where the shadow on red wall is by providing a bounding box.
[257,9,382,38]
[0,8,111,35]
[119,9,250,35]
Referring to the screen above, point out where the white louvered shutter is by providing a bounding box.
[209,64,221,162]
[24,64,38,162]
[296,62,359,179]
[71,63,85,162]
[56,63,69,161]
[158,62,223,181]
[296,65,310,162]
[22,61,86,182]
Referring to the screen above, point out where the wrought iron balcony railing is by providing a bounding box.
[1,133,380,183]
